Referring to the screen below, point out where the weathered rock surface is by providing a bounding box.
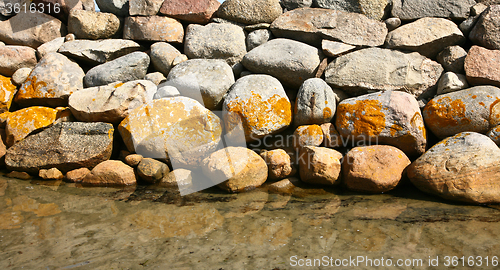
[335,91,427,156]
[469,5,500,50]
[0,75,17,113]
[5,106,60,147]
[321,123,342,148]
[68,10,122,40]
[464,45,500,87]
[154,85,180,99]
[118,97,222,167]
[342,145,410,193]
[6,171,32,180]
[0,12,66,48]
[144,72,166,85]
[84,51,150,87]
[202,147,268,193]
[423,86,500,139]
[385,17,401,31]
[137,158,170,184]
[82,160,136,186]
[6,122,113,173]
[223,75,292,141]
[159,0,220,24]
[16,52,85,107]
[217,0,282,24]
[242,38,324,88]
[293,125,324,148]
[313,0,390,20]
[65,167,91,182]
[391,0,476,20]
[321,40,356,57]
[159,168,193,188]
[487,125,500,145]
[39,168,64,180]
[246,29,272,51]
[59,39,141,64]
[95,0,128,16]
[149,42,182,76]
[325,48,443,98]
[281,0,312,10]
[437,72,469,95]
[270,8,388,47]
[260,149,295,180]
[0,46,37,77]
[124,153,142,167]
[69,80,156,124]
[184,23,246,66]
[294,78,336,127]
[123,16,184,43]
[437,45,467,74]
[36,37,65,59]
[298,146,342,185]
[267,177,297,194]
[408,132,500,204]
[130,0,163,16]
[385,18,465,58]
[165,59,235,110]
[11,68,31,86]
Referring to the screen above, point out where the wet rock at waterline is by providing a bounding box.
[82,160,136,186]
[118,97,222,167]
[408,132,500,204]
[202,147,268,193]
[5,122,114,173]
[298,146,343,185]
[137,158,170,184]
[260,149,295,180]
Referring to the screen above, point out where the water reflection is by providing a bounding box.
[0,176,500,269]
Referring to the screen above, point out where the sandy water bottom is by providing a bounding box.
[1,175,500,270]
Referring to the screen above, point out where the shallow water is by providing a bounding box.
[1,174,500,270]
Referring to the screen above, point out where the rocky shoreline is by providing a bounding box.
[0,0,500,204]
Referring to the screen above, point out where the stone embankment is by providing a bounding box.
[1,0,500,204]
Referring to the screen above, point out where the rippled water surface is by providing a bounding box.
[1,174,500,270]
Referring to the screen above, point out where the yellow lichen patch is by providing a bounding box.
[226,91,291,140]
[114,82,124,88]
[17,75,51,100]
[336,100,385,137]
[424,97,470,127]
[390,123,403,136]
[0,75,17,113]
[323,107,332,120]
[6,106,58,146]
[411,112,427,138]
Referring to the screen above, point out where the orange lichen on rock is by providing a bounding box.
[6,106,59,146]
[336,99,385,137]
[424,97,470,127]
[225,91,291,141]
[0,75,17,113]
[16,76,51,100]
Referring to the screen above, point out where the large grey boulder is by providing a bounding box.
[313,0,391,20]
[0,45,37,77]
[67,10,122,40]
[294,78,337,127]
[5,122,114,173]
[184,23,246,66]
[16,52,85,107]
[325,48,443,98]
[408,132,500,204]
[69,80,156,124]
[241,38,324,89]
[270,8,388,47]
[217,0,283,24]
[84,51,150,87]
[58,39,141,64]
[385,18,465,58]
[469,5,500,50]
[165,59,235,110]
[391,0,476,20]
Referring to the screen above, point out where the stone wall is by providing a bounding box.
[1,0,500,204]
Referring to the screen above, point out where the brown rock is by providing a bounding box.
[136,158,170,184]
[217,0,282,25]
[31,0,84,22]
[129,0,163,16]
[82,160,136,186]
[39,168,64,180]
[321,40,357,58]
[65,167,90,182]
[159,168,193,188]
[268,177,298,194]
[68,10,122,40]
[6,171,31,180]
[125,154,143,167]
[342,145,410,193]
[0,12,67,48]
[270,8,388,47]
[202,147,268,193]
[159,0,220,24]
[0,46,37,77]
[437,45,467,74]
[123,16,184,43]
[464,45,500,87]
[469,5,500,50]
[293,125,324,148]
[298,146,342,185]
[408,132,500,204]
[321,123,342,148]
[260,149,295,180]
